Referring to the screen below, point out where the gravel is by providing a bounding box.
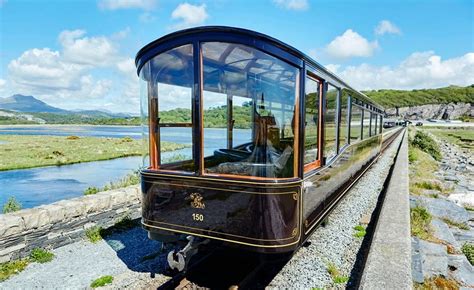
[269,133,403,289]
[0,227,169,289]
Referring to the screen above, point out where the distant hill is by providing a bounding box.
[0,94,137,125]
[0,94,68,113]
[364,85,474,108]
[0,94,133,117]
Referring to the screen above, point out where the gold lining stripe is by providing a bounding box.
[149,181,298,195]
[142,221,300,248]
[144,219,298,242]
[140,171,302,187]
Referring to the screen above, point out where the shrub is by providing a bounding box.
[2,197,22,214]
[411,131,442,161]
[121,136,133,143]
[90,275,113,288]
[461,243,474,265]
[84,186,100,195]
[29,248,54,263]
[86,226,103,243]
[411,206,433,240]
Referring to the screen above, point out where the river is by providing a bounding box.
[0,125,251,209]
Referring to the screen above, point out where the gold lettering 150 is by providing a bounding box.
[192,213,204,222]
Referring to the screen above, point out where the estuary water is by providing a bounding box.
[0,125,251,209]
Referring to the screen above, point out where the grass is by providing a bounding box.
[353,225,366,238]
[85,215,138,243]
[85,226,103,243]
[29,248,54,263]
[0,135,188,171]
[410,206,434,240]
[411,130,442,161]
[326,262,349,284]
[0,259,29,282]
[90,275,114,288]
[2,196,22,214]
[461,243,474,265]
[0,247,55,281]
[425,127,474,151]
[414,276,459,290]
[83,172,139,195]
[442,218,470,230]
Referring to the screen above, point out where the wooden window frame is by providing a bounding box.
[303,71,322,172]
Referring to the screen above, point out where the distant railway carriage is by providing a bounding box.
[135,26,402,270]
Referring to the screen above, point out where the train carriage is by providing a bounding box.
[135,26,399,270]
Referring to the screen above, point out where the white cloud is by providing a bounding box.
[171,3,208,29]
[5,29,140,112]
[326,29,379,59]
[59,29,119,66]
[98,0,156,10]
[375,20,401,36]
[273,0,308,10]
[327,51,474,90]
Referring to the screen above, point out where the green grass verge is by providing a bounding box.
[411,131,442,161]
[424,127,474,151]
[0,135,188,171]
[90,275,113,288]
[0,259,29,282]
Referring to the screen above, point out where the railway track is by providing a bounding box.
[156,129,405,290]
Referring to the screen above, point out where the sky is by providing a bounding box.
[0,0,472,113]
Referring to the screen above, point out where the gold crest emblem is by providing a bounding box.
[189,193,205,209]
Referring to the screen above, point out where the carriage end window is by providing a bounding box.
[202,42,299,179]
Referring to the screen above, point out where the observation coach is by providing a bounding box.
[136,26,401,269]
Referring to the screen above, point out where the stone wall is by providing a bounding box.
[385,102,472,120]
[0,185,141,263]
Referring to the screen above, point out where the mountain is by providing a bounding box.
[0,94,134,117]
[0,94,68,113]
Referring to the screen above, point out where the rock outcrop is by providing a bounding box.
[386,102,473,120]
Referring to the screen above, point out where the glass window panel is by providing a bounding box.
[140,44,194,171]
[202,42,298,178]
[350,104,362,142]
[372,113,378,136]
[379,115,383,134]
[362,109,371,139]
[324,84,338,161]
[304,76,319,166]
[339,90,349,149]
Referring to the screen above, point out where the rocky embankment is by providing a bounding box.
[410,131,474,287]
[386,102,472,120]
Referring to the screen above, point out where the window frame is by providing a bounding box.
[199,41,301,180]
[303,71,323,173]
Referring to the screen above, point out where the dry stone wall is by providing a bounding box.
[0,185,141,263]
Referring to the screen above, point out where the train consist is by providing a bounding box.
[135,26,402,271]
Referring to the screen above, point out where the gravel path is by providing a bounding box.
[269,132,403,289]
[0,227,170,289]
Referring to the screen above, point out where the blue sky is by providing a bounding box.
[0,0,472,113]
